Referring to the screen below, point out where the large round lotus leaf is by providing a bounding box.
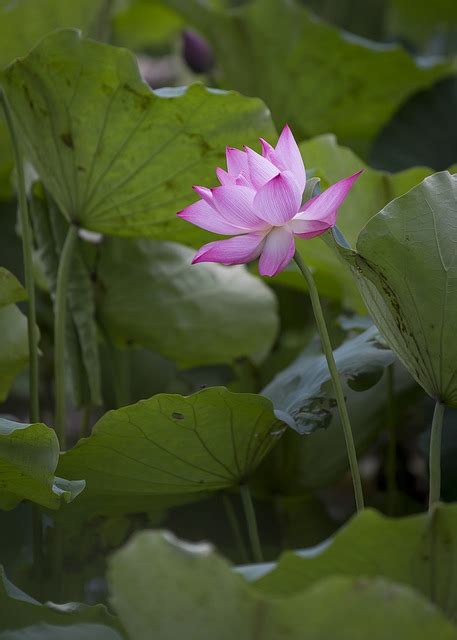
[332,171,457,406]
[57,388,287,510]
[1,29,274,242]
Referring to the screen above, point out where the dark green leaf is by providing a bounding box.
[108,527,457,639]
[371,77,457,171]
[167,0,452,153]
[0,568,123,635]
[256,503,457,624]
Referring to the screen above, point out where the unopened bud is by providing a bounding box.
[182,29,214,74]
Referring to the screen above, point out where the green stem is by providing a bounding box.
[240,484,263,563]
[1,92,39,423]
[429,400,445,510]
[293,251,364,511]
[1,91,43,586]
[222,493,249,564]
[80,404,93,438]
[54,225,78,448]
[386,364,397,515]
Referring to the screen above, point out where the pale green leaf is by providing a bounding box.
[96,237,278,367]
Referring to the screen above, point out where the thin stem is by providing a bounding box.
[54,225,78,448]
[293,251,364,511]
[239,484,263,563]
[386,364,397,515]
[222,493,249,564]
[1,92,39,423]
[1,91,43,586]
[80,404,93,438]
[429,400,445,510]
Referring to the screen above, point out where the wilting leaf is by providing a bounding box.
[258,359,416,490]
[256,503,457,623]
[330,171,457,406]
[166,0,452,153]
[95,237,278,367]
[262,326,395,434]
[108,528,457,640]
[57,388,287,511]
[2,29,274,242]
[0,417,84,510]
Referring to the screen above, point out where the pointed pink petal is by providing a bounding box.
[253,171,302,225]
[192,232,266,265]
[258,227,295,277]
[178,199,244,235]
[216,167,236,186]
[295,170,363,225]
[260,137,274,157]
[289,218,331,239]
[273,124,306,193]
[193,185,214,206]
[226,147,248,176]
[211,184,268,230]
[245,146,279,190]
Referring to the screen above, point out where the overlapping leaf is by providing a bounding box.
[330,171,457,405]
[0,267,29,401]
[31,186,101,406]
[108,528,457,640]
[275,134,435,309]
[256,504,457,623]
[0,568,123,637]
[167,0,452,153]
[95,237,278,367]
[263,326,395,434]
[2,29,274,242]
[0,417,84,510]
[57,388,287,510]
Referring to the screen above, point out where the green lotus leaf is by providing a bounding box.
[166,0,453,153]
[95,237,278,367]
[108,526,457,639]
[330,171,457,406]
[57,388,287,511]
[1,29,274,241]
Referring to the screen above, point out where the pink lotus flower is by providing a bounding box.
[178,125,362,277]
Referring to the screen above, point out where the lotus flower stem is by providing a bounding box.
[429,401,445,510]
[240,484,263,563]
[54,224,79,448]
[1,92,40,424]
[293,251,364,511]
